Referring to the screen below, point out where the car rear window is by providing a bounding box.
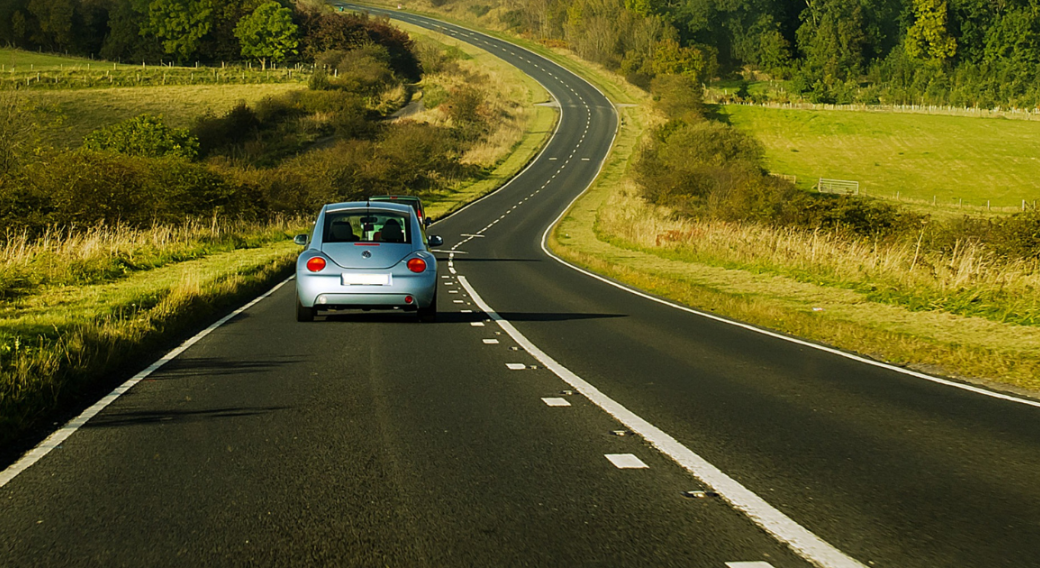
[324,210,411,244]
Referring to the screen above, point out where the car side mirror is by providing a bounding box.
[293,234,308,246]
[427,235,443,247]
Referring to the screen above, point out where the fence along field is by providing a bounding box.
[720,105,1040,213]
[0,48,310,90]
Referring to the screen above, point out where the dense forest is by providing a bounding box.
[476,0,1040,108]
[0,0,418,76]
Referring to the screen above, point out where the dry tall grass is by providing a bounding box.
[0,217,303,300]
[599,181,1040,325]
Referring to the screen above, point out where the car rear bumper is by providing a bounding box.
[296,272,436,309]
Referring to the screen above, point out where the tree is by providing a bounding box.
[142,0,216,63]
[795,0,867,85]
[906,0,957,62]
[235,1,299,70]
[27,0,75,50]
[651,38,715,80]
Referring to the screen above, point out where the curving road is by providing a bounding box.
[3,6,1040,568]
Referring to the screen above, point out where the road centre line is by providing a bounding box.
[0,276,295,488]
[457,276,866,568]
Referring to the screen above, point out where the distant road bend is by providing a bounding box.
[3,5,1040,568]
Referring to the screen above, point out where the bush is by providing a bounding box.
[650,74,705,121]
[83,115,199,159]
[192,102,261,157]
[635,118,765,213]
[442,85,490,141]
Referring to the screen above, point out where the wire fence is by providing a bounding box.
[771,172,1039,214]
[714,100,1040,121]
[0,61,313,91]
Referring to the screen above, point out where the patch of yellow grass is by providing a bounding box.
[598,182,1040,322]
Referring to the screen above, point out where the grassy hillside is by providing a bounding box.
[721,105,1040,212]
[29,84,305,148]
[0,48,104,69]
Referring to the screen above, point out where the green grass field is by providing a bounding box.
[28,83,306,147]
[721,105,1040,211]
[0,48,107,69]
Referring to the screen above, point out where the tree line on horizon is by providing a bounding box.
[485,0,1040,108]
[0,0,418,78]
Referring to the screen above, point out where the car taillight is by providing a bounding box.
[306,257,326,272]
[407,258,427,273]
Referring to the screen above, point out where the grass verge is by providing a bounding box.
[549,105,1040,396]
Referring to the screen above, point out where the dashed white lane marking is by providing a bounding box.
[506,363,527,370]
[470,321,485,327]
[449,290,459,294]
[453,300,464,304]
[542,397,571,407]
[483,339,499,345]
[0,276,295,489]
[457,276,866,568]
[726,563,776,568]
[605,454,648,469]
[461,309,473,313]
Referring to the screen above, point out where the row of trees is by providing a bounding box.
[0,0,418,77]
[487,0,1040,107]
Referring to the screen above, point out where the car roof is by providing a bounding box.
[369,195,422,203]
[323,201,413,214]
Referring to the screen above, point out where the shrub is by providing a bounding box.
[442,85,490,141]
[635,118,765,213]
[650,74,705,121]
[192,101,261,157]
[83,115,199,159]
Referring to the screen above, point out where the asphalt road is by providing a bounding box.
[3,7,1040,568]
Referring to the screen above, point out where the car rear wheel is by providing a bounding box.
[296,297,315,322]
[418,291,437,323]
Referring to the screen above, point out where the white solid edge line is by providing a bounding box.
[0,276,295,489]
[458,276,864,568]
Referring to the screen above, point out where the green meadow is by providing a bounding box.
[720,105,1040,211]
[29,84,306,147]
[0,47,104,69]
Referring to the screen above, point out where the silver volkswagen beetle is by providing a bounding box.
[294,201,444,322]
